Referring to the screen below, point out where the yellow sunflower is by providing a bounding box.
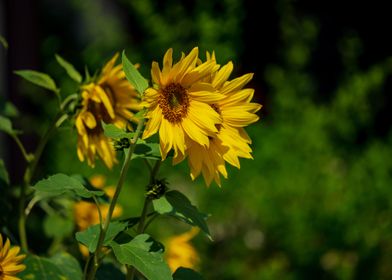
[184,53,262,186]
[142,47,223,160]
[164,228,200,272]
[0,234,26,280]
[76,53,141,168]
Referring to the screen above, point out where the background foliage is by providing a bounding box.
[2,0,392,279]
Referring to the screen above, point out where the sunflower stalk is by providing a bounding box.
[86,117,146,280]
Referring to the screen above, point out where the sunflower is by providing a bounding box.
[0,234,26,280]
[164,228,200,272]
[184,53,262,186]
[142,47,223,160]
[75,53,141,168]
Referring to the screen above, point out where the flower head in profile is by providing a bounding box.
[142,47,223,160]
[75,53,142,168]
[164,228,200,272]
[185,52,262,186]
[0,234,26,280]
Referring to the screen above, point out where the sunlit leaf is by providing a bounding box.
[110,234,172,280]
[14,70,58,92]
[153,191,211,239]
[33,173,105,200]
[102,122,134,139]
[75,221,127,253]
[122,51,148,95]
[55,54,82,83]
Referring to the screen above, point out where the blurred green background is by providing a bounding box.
[2,0,392,279]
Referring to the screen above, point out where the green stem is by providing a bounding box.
[11,135,31,163]
[127,160,161,280]
[18,112,65,251]
[86,118,145,280]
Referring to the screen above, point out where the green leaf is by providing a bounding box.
[102,122,134,139]
[132,142,161,160]
[153,191,211,239]
[55,54,82,83]
[0,35,8,49]
[0,159,9,187]
[14,70,58,92]
[44,213,74,238]
[0,100,19,117]
[173,267,203,280]
[18,254,67,280]
[122,51,148,94]
[110,234,173,280]
[50,252,83,280]
[75,221,127,253]
[33,173,105,200]
[0,115,19,136]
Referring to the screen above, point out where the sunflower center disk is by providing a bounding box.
[158,83,189,123]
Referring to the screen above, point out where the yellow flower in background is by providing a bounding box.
[75,53,142,168]
[74,175,122,256]
[165,228,200,272]
[142,47,223,160]
[185,52,262,186]
[0,234,26,280]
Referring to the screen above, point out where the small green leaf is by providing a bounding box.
[44,213,74,238]
[18,254,67,280]
[50,252,83,280]
[122,51,148,94]
[75,221,127,253]
[173,267,203,280]
[0,115,19,136]
[33,173,105,200]
[0,100,19,117]
[153,191,211,239]
[55,54,82,83]
[110,234,173,280]
[132,143,161,160]
[14,70,58,92]
[102,122,134,139]
[0,159,10,187]
[0,35,8,49]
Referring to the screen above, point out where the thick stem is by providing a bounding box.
[18,112,64,251]
[86,118,145,280]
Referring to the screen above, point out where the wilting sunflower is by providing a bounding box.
[0,234,26,280]
[142,47,223,160]
[184,53,262,186]
[164,228,200,272]
[75,53,141,168]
